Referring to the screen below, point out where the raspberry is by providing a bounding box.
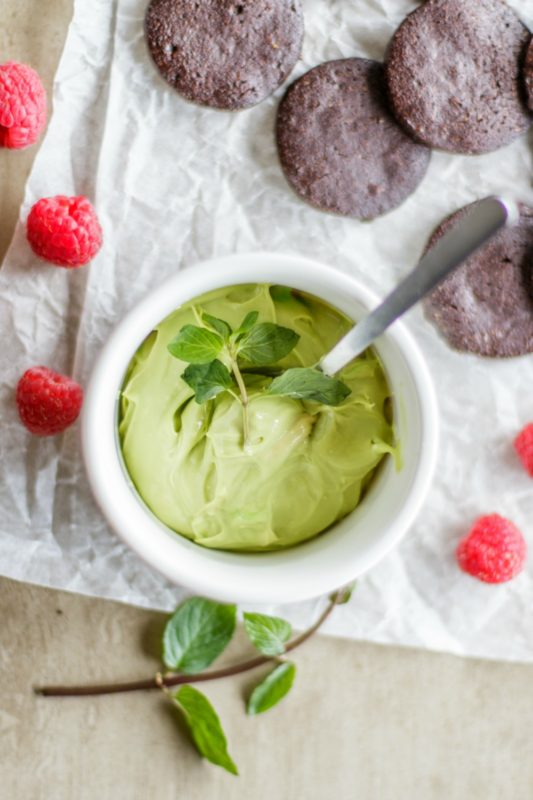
[16,367,83,436]
[0,61,46,149]
[456,514,527,584]
[514,423,533,477]
[27,195,103,267]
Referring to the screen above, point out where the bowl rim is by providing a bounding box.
[81,252,439,603]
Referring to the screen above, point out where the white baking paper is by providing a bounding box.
[1,0,533,661]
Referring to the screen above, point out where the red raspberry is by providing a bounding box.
[16,367,83,436]
[514,423,533,477]
[0,61,46,149]
[456,514,527,584]
[27,195,103,267]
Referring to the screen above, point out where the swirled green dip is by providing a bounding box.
[119,284,396,551]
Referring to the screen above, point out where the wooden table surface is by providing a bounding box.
[1,3,532,798]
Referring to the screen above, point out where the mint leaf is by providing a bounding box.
[182,360,234,404]
[235,311,259,336]
[168,325,224,364]
[172,686,238,775]
[237,323,299,366]
[268,367,351,406]
[243,612,292,656]
[162,598,236,674]
[247,662,296,716]
[202,313,232,340]
[332,582,356,605]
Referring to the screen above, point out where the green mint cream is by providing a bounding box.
[119,284,397,551]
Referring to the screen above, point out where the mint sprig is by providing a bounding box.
[167,311,302,446]
[167,309,351,447]
[159,601,297,771]
[36,588,353,776]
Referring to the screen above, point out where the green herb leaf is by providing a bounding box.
[237,323,300,366]
[235,311,259,336]
[181,360,234,404]
[172,685,238,775]
[247,662,296,716]
[332,582,356,605]
[162,598,236,674]
[243,612,292,656]
[268,367,351,406]
[202,313,232,340]
[167,325,224,364]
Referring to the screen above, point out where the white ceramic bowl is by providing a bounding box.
[82,253,438,604]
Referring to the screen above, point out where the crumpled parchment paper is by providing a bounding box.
[1,0,533,661]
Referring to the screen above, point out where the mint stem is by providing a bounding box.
[229,357,250,448]
[34,591,344,698]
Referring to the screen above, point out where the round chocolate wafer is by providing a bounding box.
[423,202,533,357]
[145,0,303,110]
[385,0,532,155]
[276,58,431,220]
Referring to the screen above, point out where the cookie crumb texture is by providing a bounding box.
[145,0,303,109]
[423,202,533,357]
[16,367,83,437]
[524,37,533,111]
[27,195,103,268]
[276,58,431,220]
[456,514,527,584]
[385,0,532,154]
[0,61,46,149]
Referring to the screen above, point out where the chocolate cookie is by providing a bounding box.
[524,37,533,111]
[145,0,303,110]
[385,0,532,155]
[423,202,533,357]
[276,58,431,220]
